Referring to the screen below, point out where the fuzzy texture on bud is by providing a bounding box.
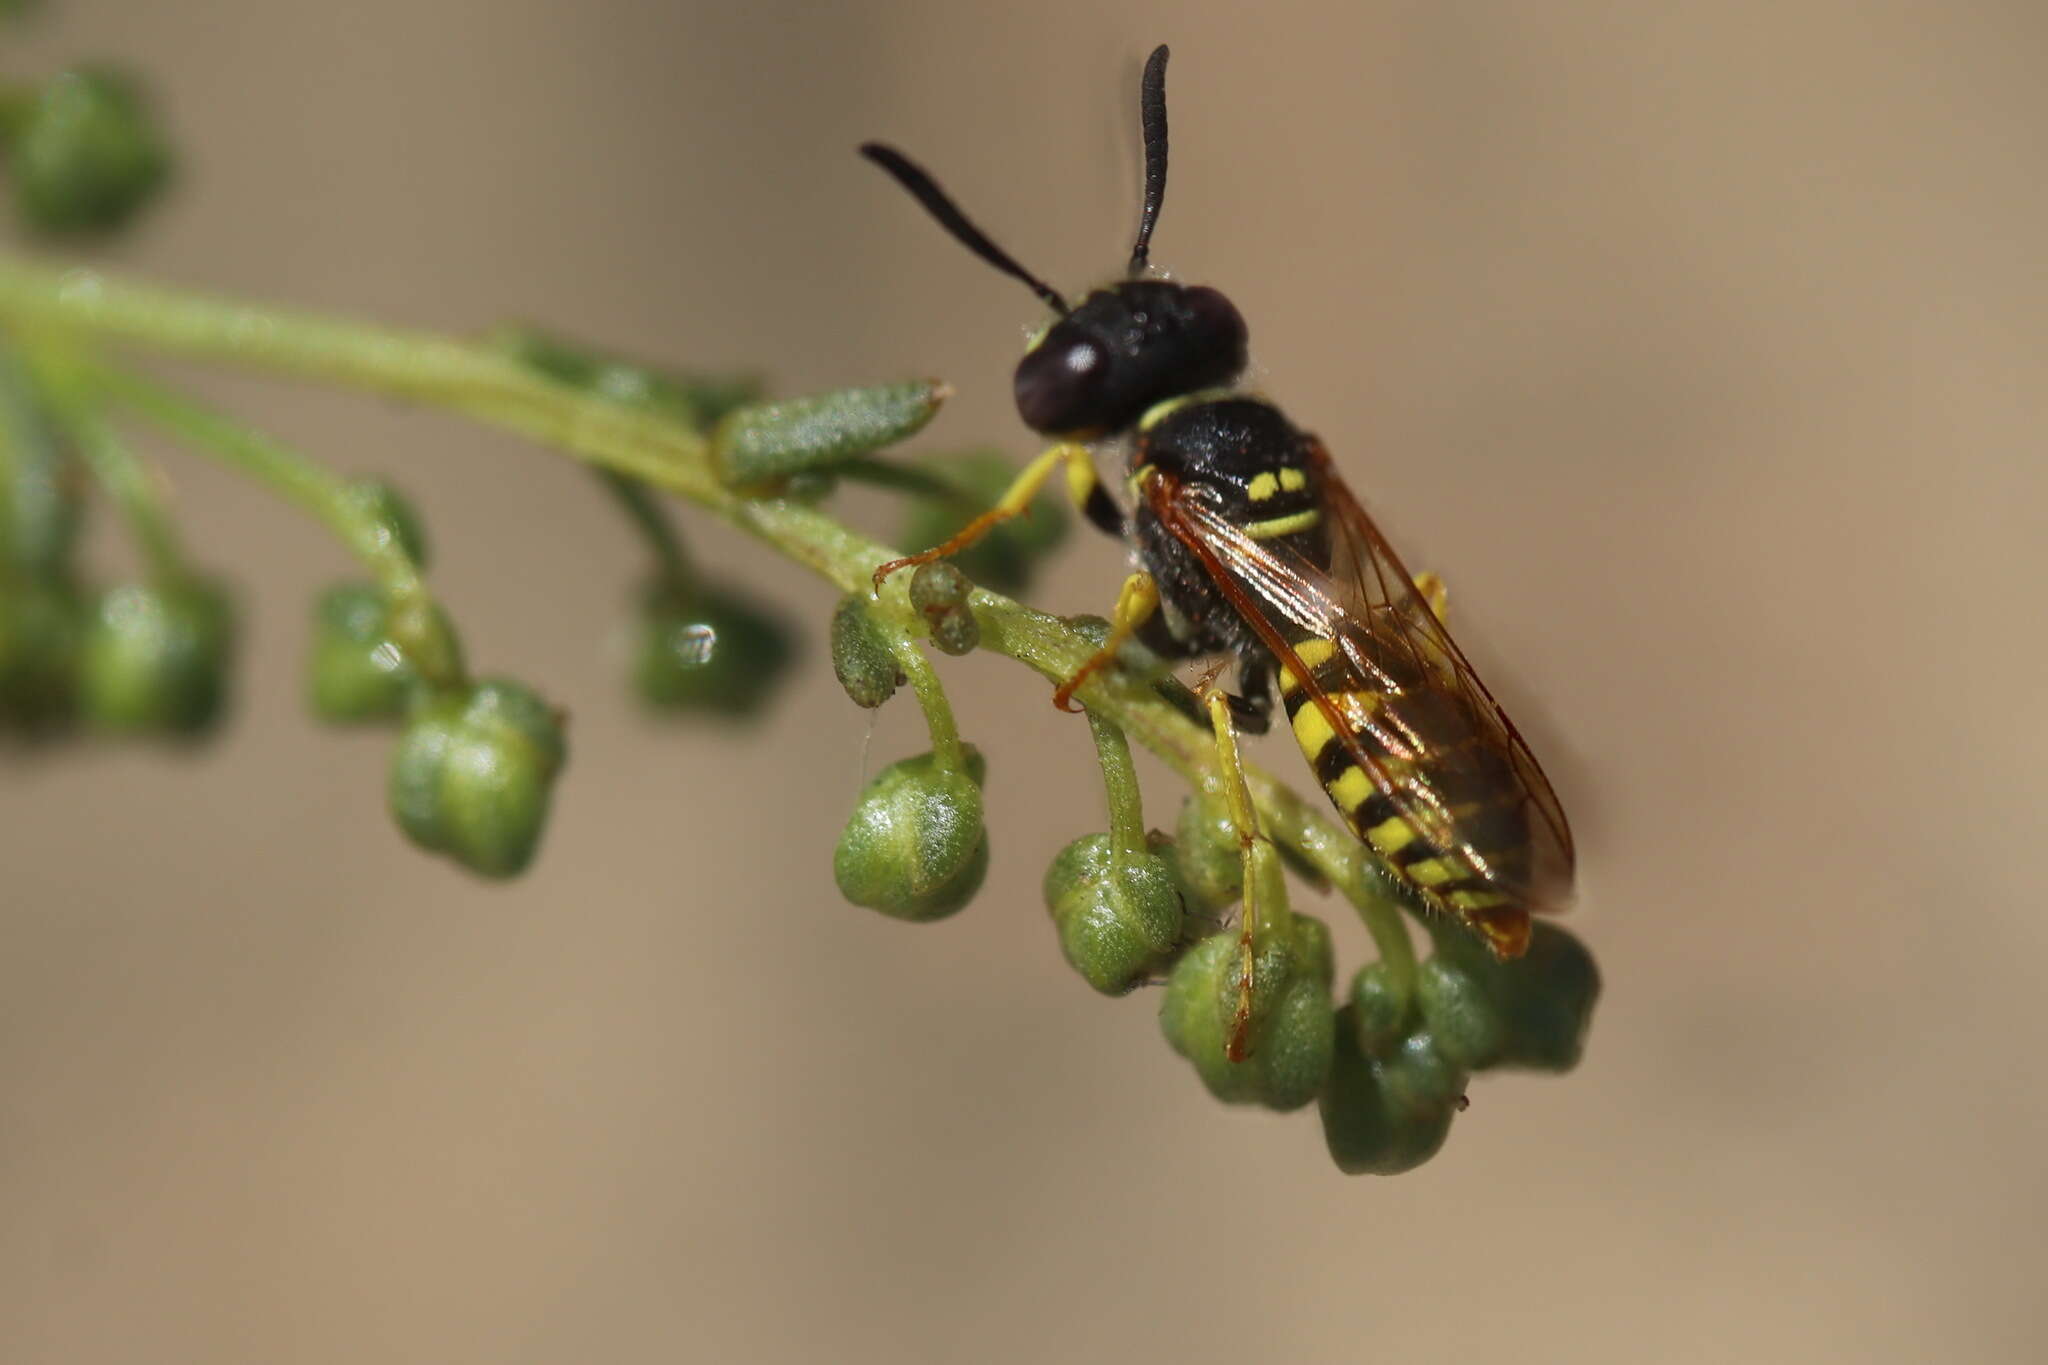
[1159,914,1337,1111]
[828,593,901,708]
[389,678,567,878]
[1043,832,1185,994]
[833,747,988,922]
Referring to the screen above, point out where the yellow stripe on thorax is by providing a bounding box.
[1247,466,1310,502]
[1136,386,1243,432]
[1242,508,1322,539]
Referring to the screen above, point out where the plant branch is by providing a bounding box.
[0,255,1429,950]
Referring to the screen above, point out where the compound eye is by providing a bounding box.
[1013,330,1112,434]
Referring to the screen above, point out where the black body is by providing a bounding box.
[1131,397,1326,657]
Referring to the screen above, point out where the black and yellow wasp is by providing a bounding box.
[863,46,1573,961]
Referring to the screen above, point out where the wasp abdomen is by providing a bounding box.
[1275,632,1534,954]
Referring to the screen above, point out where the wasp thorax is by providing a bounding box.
[1013,281,1247,437]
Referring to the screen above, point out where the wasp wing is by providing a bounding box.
[1145,452,1574,936]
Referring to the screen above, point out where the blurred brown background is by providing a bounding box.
[3,2,2044,1361]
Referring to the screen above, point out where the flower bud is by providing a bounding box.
[1043,833,1185,994]
[1172,789,1244,916]
[712,381,946,486]
[1318,1007,1466,1176]
[1349,960,1416,1057]
[631,581,795,720]
[828,593,901,708]
[0,374,82,577]
[910,561,980,657]
[342,478,429,567]
[1422,921,1601,1072]
[78,578,234,738]
[908,560,970,614]
[8,68,172,236]
[833,747,988,922]
[0,569,82,736]
[389,677,567,878]
[897,450,1068,595]
[306,582,455,724]
[1159,914,1336,1111]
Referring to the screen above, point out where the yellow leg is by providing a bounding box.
[1204,688,1274,1064]
[871,442,1096,592]
[1051,571,1159,712]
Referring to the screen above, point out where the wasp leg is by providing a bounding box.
[872,441,1105,591]
[1228,654,1274,735]
[1202,689,1276,1064]
[1052,571,1160,712]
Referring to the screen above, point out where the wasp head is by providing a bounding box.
[1013,280,1247,437]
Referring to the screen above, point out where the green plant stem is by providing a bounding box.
[66,400,185,582]
[0,256,1431,956]
[18,340,187,582]
[889,636,965,773]
[597,469,692,592]
[100,368,465,690]
[1084,709,1146,854]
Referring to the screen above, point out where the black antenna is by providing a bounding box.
[1128,44,1171,274]
[860,142,1070,316]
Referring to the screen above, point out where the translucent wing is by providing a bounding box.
[1145,446,1573,952]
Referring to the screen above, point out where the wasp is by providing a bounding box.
[862,45,1574,963]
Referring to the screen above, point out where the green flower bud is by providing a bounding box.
[908,562,980,654]
[306,582,456,724]
[1415,956,1506,1070]
[1319,1008,1465,1176]
[915,573,979,658]
[78,578,234,738]
[0,569,82,736]
[898,450,1068,595]
[833,746,988,922]
[1423,920,1601,1072]
[631,581,795,720]
[828,593,901,708]
[1159,914,1336,1111]
[0,367,82,576]
[908,559,969,612]
[389,678,566,878]
[1043,833,1185,995]
[712,380,946,485]
[342,477,429,568]
[8,68,172,237]
[1349,960,1417,1057]
[1172,789,1244,915]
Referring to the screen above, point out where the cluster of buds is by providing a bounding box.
[0,16,1602,1173]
